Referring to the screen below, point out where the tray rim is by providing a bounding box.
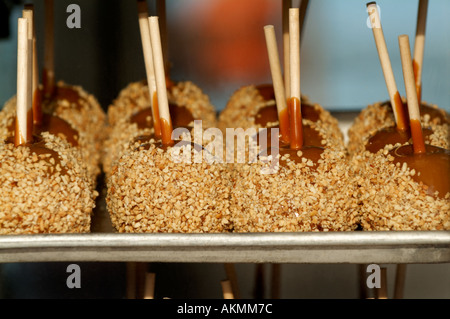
[0,230,449,264]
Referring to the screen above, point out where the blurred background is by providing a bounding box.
[0,0,449,111]
[0,0,449,299]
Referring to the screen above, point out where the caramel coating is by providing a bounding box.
[0,132,97,234]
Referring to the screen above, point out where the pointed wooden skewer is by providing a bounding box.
[143,272,156,299]
[137,0,161,138]
[254,264,265,299]
[224,263,240,299]
[270,263,281,299]
[126,262,138,299]
[399,34,426,154]
[15,17,33,146]
[366,2,408,132]
[22,8,33,130]
[375,267,388,299]
[289,8,303,150]
[221,280,235,299]
[264,25,290,145]
[394,264,407,299]
[413,0,428,103]
[149,16,173,146]
[43,0,55,98]
[23,5,42,126]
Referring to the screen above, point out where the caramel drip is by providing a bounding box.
[130,108,153,130]
[51,86,85,110]
[132,135,201,155]
[278,146,324,169]
[365,126,433,154]
[160,117,174,146]
[413,59,422,103]
[389,144,449,199]
[410,119,426,154]
[42,68,55,98]
[9,113,79,147]
[383,100,449,124]
[14,118,26,146]
[366,127,411,154]
[421,105,449,124]
[289,97,303,150]
[393,91,409,131]
[130,103,194,131]
[37,113,79,147]
[255,84,276,101]
[14,108,34,146]
[256,123,324,170]
[32,88,43,125]
[152,92,161,138]
[254,103,320,128]
[165,76,175,90]
[257,123,323,149]
[261,144,324,171]
[6,135,68,176]
[279,107,290,145]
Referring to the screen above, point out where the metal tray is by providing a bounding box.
[1,113,449,265]
[1,231,449,264]
[0,194,449,264]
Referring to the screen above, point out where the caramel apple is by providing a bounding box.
[106,16,231,233]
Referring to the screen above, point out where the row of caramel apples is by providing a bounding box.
[0,1,448,234]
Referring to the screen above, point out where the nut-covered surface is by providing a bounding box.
[347,100,449,155]
[0,94,101,188]
[217,85,344,150]
[0,132,97,234]
[42,81,106,184]
[230,146,359,232]
[102,80,218,177]
[350,146,450,231]
[106,137,233,233]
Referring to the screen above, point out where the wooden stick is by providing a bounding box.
[358,264,370,299]
[221,280,234,299]
[137,0,161,138]
[149,16,173,146]
[224,263,240,299]
[22,8,33,130]
[157,0,169,77]
[23,5,42,126]
[254,264,265,299]
[264,25,290,145]
[398,34,426,154]
[282,0,290,99]
[43,0,55,98]
[413,0,428,103]
[126,262,137,299]
[15,18,32,146]
[270,264,281,299]
[366,2,408,132]
[144,272,156,299]
[394,264,407,299]
[375,267,388,299]
[289,8,303,150]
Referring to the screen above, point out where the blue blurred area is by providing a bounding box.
[300,0,450,111]
[0,0,449,112]
[0,5,20,109]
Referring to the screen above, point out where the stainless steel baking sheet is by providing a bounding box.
[1,231,449,264]
[0,114,448,265]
